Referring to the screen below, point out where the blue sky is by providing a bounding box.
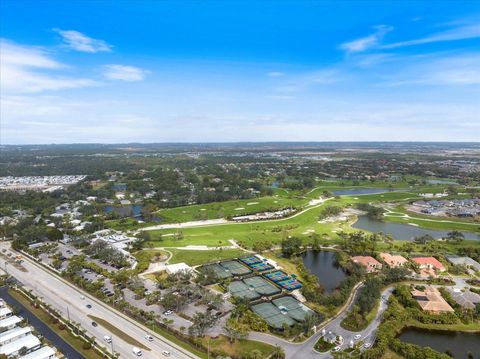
[1,0,479,144]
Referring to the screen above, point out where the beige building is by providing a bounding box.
[411,286,454,313]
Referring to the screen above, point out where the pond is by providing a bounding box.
[399,327,480,358]
[301,250,347,293]
[352,215,480,241]
[332,188,406,196]
[104,204,161,222]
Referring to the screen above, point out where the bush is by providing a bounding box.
[82,342,92,350]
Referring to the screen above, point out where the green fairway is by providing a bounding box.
[156,194,307,223]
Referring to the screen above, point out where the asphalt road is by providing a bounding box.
[0,242,199,359]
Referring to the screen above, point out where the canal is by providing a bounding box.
[0,286,84,359]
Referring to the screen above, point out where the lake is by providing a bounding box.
[332,188,406,196]
[104,204,161,222]
[301,250,347,293]
[352,215,480,241]
[399,327,480,358]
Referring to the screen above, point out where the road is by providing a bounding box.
[249,285,394,359]
[0,242,199,359]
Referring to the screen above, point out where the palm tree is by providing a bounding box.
[272,345,285,359]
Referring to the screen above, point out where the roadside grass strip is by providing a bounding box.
[87,315,150,351]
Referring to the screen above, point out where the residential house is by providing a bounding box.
[351,256,382,273]
[411,257,445,272]
[411,286,454,313]
[380,253,408,268]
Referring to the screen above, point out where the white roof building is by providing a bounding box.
[19,346,57,359]
[166,263,192,274]
[0,307,12,319]
[0,316,23,331]
[0,334,41,356]
[0,326,32,345]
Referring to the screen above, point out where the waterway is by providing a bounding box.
[301,250,347,293]
[0,286,83,359]
[399,327,480,359]
[352,215,480,241]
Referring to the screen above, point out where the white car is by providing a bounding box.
[132,347,142,356]
[354,334,361,340]
[145,335,153,342]
[162,351,170,357]
[332,346,341,352]
[104,335,112,343]
[364,343,372,348]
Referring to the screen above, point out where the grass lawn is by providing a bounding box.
[9,289,104,359]
[314,337,336,352]
[88,315,150,350]
[201,335,277,358]
[167,248,247,266]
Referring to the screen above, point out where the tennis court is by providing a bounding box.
[201,263,232,279]
[250,262,273,272]
[240,256,262,266]
[251,302,296,329]
[243,276,281,296]
[272,296,314,322]
[220,260,251,276]
[264,270,290,282]
[228,280,261,300]
[228,276,280,300]
[278,278,302,290]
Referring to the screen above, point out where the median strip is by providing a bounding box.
[87,315,150,351]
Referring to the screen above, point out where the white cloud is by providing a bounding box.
[267,71,285,77]
[54,29,112,53]
[104,64,149,81]
[383,23,480,49]
[340,25,393,53]
[0,39,97,94]
[383,53,480,86]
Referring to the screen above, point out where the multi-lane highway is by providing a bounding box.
[0,242,199,359]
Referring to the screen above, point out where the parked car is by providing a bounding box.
[163,310,173,316]
[364,343,372,348]
[332,346,341,352]
[354,334,361,340]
